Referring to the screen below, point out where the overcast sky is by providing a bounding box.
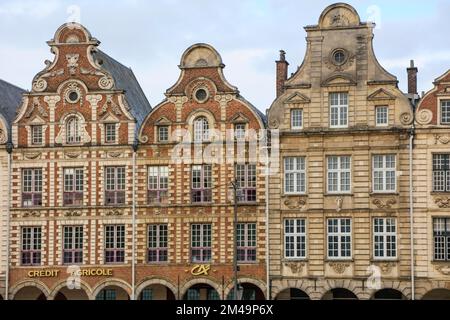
[0,0,449,112]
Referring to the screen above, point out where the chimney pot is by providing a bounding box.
[276,50,289,98]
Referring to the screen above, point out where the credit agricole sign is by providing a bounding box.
[27,268,114,278]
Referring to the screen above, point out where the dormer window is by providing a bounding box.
[441,100,450,124]
[66,117,81,144]
[234,123,246,140]
[375,106,388,126]
[194,117,209,142]
[330,92,348,128]
[105,123,117,144]
[291,109,303,130]
[158,126,169,142]
[31,125,43,145]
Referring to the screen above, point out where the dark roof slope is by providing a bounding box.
[0,79,26,139]
[92,50,151,133]
[237,94,267,126]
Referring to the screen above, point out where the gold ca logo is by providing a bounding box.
[191,264,211,276]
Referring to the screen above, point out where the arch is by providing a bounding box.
[48,280,92,300]
[422,288,450,300]
[318,3,361,28]
[135,278,177,301]
[320,279,368,300]
[52,22,93,45]
[179,43,224,69]
[180,278,222,300]
[224,277,267,300]
[271,279,316,300]
[322,288,358,300]
[92,279,132,300]
[275,288,310,300]
[66,116,81,144]
[183,283,221,301]
[10,280,50,300]
[371,288,407,300]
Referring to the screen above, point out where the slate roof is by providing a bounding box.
[92,50,152,134]
[0,79,26,141]
[237,94,267,126]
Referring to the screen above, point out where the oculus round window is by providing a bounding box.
[66,90,80,104]
[194,88,208,103]
[332,49,347,65]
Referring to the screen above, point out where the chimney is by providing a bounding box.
[407,60,418,95]
[276,50,289,98]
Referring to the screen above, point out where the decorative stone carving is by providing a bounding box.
[24,152,42,160]
[108,152,122,158]
[329,262,349,274]
[65,211,82,217]
[26,97,48,119]
[139,135,149,143]
[417,109,433,125]
[100,95,122,115]
[435,197,450,208]
[285,262,305,274]
[268,119,279,129]
[323,49,355,71]
[379,262,396,274]
[32,78,48,92]
[98,76,114,90]
[435,265,450,275]
[23,211,41,218]
[284,197,307,209]
[65,152,81,159]
[63,83,83,106]
[435,134,450,145]
[66,53,79,75]
[336,197,343,212]
[400,112,413,125]
[106,209,124,216]
[372,198,397,209]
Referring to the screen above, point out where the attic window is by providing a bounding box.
[332,49,347,66]
[194,88,208,103]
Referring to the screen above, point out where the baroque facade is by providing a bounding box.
[0,2,449,300]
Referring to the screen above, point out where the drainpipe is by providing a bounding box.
[131,141,138,300]
[5,142,12,300]
[262,145,270,300]
[409,96,417,300]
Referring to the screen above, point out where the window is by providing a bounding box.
[284,219,306,259]
[375,106,388,126]
[148,224,168,263]
[191,165,212,203]
[234,123,246,140]
[193,117,209,142]
[330,92,348,128]
[441,101,450,124]
[31,125,43,145]
[140,289,153,300]
[96,289,116,300]
[327,218,352,259]
[236,164,256,202]
[291,109,303,129]
[66,116,81,144]
[105,123,116,144]
[333,50,346,65]
[373,218,397,259]
[327,156,351,193]
[105,167,126,205]
[158,126,169,142]
[284,157,306,194]
[237,223,257,263]
[373,155,396,192]
[433,218,450,261]
[63,226,83,264]
[195,88,209,103]
[148,166,168,204]
[63,168,83,206]
[21,227,41,266]
[433,154,450,192]
[191,224,211,263]
[22,168,43,207]
[105,225,125,264]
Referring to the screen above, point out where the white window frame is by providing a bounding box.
[441,100,450,125]
[234,123,246,140]
[433,217,450,261]
[193,117,209,142]
[31,125,43,145]
[284,219,307,259]
[373,218,397,260]
[327,156,351,194]
[284,157,306,194]
[66,116,81,144]
[327,218,352,259]
[329,92,348,128]
[291,109,303,130]
[432,154,450,192]
[372,155,397,193]
[104,123,117,144]
[375,106,389,126]
[158,126,169,142]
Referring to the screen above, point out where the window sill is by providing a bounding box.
[431,260,450,264]
[324,193,353,197]
[371,258,398,263]
[282,193,308,197]
[431,192,450,195]
[282,258,308,263]
[370,192,399,196]
[325,258,353,262]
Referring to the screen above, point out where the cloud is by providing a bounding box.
[0,0,61,19]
